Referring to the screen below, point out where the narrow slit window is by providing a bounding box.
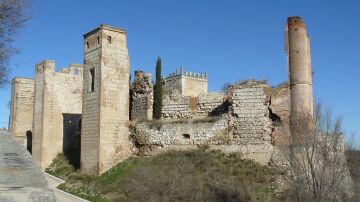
[97,36,100,44]
[86,42,89,49]
[90,68,95,92]
[107,36,112,44]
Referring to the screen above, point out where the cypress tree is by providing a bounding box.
[153,57,163,119]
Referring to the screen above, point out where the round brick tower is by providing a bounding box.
[285,16,314,142]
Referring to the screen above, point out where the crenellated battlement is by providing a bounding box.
[166,67,208,80]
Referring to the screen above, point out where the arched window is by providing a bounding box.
[107,36,112,44]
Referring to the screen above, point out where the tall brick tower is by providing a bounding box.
[81,24,132,175]
[285,17,314,142]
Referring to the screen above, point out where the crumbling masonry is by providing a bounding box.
[8,17,343,176]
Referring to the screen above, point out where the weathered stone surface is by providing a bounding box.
[8,78,34,146]
[32,60,83,170]
[162,92,227,119]
[81,24,133,176]
[130,70,153,120]
[163,68,208,97]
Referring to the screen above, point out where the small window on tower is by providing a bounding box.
[97,36,100,44]
[107,36,112,44]
[86,42,89,49]
[90,68,95,92]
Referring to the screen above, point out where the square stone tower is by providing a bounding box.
[81,24,132,175]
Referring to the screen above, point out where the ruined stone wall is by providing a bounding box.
[162,93,192,119]
[131,71,153,120]
[32,60,83,170]
[132,115,228,155]
[131,81,278,165]
[8,78,34,146]
[227,81,273,163]
[82,25,132,176]
[270,83,290,145]
[161,92,226,119]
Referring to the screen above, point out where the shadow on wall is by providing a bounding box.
[62,113,81,169]
[26,130,32,154]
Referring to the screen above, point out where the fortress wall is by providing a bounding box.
[32,60,83,170]
[163,75,182,95]
[182,75,208,97]
[131,95,153,120]
[162,94,192,119]
[130,71,153,120]
[197,93,227,116]
[270,83,291,145]
[161,92,226,119]
[227,81,274,163]
[163,72,208,97]
[8,78,34,145]
[132,81,278,165]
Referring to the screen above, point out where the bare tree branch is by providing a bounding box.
[0,0,31,87]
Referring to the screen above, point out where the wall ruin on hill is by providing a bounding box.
[131,80,291,165]
[130,70,153,121]
[161,92,227,119]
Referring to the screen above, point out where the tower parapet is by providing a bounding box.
[163,68,208,97]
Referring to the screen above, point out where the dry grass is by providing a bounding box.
[48,149,282,202]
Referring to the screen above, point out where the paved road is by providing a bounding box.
[0,130,57,202]
[44,172,89,202]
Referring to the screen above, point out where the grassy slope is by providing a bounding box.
[46,149,283,202]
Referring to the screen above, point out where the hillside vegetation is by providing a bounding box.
[46,148,283,202]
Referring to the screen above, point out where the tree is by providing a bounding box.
[153,57,163,119]
[281,101,353,201]
[0,0,31,87]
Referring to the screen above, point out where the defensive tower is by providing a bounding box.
[285,16,314,142]
[81,24,132,175]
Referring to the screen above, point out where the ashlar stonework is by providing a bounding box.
[8,78,34,146]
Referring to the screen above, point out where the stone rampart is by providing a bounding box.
[32,60,83,170]
[8,78,34,146]
[162,92,227,119]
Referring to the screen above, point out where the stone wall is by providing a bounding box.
[228,81,272,142]
[131,81,279,165]
[82,25,133,176]
[32,60,83,170]
[269,83,290,145]
[130,71,153,120]
[162,92,227,119]
[163,69,208,97]
[8,78,34,146]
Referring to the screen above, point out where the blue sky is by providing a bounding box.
[0,0,359,141]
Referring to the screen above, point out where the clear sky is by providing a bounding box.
[0,0,359,141]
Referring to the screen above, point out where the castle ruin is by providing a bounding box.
[8,17,325,176]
